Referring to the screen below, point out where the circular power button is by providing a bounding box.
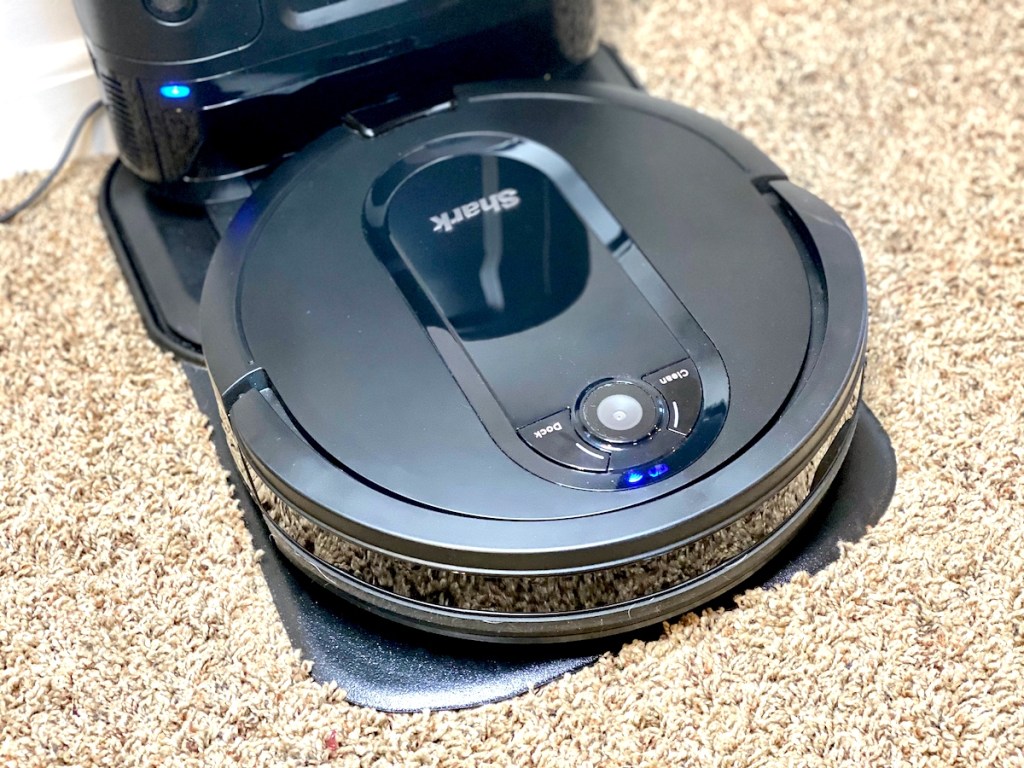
[578,380,662,444]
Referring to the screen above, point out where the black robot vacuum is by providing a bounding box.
[73,0,868,645]
[200,81,867,643]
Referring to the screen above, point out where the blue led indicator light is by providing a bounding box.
[648,463,670,479]
[160,84,191,99]
[626,470,645,484]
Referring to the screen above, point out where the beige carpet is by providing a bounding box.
[2,0,1023,764]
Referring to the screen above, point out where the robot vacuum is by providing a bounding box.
[201,81,867,643]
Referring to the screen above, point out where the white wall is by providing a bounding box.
[1,0,115,178]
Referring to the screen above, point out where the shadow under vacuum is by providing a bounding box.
[185,364,896,713]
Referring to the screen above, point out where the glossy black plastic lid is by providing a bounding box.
[362,133,730,490]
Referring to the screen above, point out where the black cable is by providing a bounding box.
[0,100,103,224]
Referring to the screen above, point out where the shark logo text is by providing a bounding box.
[430,188,521,234]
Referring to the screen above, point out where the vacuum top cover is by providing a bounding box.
[201,82,866,576]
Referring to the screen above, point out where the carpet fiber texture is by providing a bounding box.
[2,1,1023,765]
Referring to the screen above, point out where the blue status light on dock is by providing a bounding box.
[159,84,191,99]
[648,463,669,478]
[626,470,645,485]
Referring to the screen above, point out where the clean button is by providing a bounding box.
[643,359,702,436]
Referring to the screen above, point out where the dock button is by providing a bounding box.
[519,410,609,472]
[643,359,702,436]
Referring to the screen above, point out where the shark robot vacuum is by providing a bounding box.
[200,81,867,643]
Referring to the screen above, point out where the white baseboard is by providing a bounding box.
[0,30,115,179]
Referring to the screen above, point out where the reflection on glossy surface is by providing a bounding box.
[384,154,590,341]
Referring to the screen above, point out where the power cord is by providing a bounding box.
[0,100,104,224]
